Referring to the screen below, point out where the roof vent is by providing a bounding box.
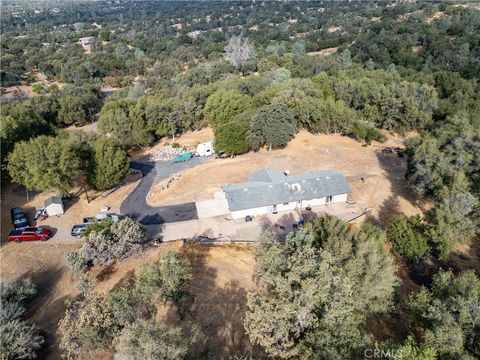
[268,185,273,188]
[291,183,301,193]
[325,176,330,180]
[284,170,290,176]
[243,188,248,191]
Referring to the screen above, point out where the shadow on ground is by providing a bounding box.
[19,266,71,360]
[180,244,262,359]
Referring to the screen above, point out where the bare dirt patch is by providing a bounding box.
[411,45,424,53]
[148,130,425,227]
[307,47,338,57]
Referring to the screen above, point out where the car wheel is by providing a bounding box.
[41,237,48,242]
[14,239,21,243]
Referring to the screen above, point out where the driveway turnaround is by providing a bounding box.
[120,159,207,225]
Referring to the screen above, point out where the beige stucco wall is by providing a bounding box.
[230,193,349,219]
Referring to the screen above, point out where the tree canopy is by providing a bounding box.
[7,135,80,194]
[245,217,398,359]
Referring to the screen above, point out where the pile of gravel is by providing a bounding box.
[149,146,187,161]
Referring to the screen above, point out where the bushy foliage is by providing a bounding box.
[247,102,297,150]
[245,217,398,359]
[407,270,480,359]
[386,215,429,261]
[0,320,44,360]
[58,293,124,357]
[59,249,193,358]
[0,104,53,165]
[405,115,479,259]
[115,320,202,360]
[213,121,249,155]
[136,251,192,303]
[88,137,130,190]
[7,135,80,194]
[0,279,44,359]
[65,218,146,273]
[204,90,253,129]
[98,99,153,147]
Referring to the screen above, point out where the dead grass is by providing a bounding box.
[307,47,338,57]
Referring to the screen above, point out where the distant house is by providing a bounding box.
[77,36,96,45]
[223,168,351,219]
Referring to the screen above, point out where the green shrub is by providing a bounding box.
[115,320,203,360]
[386,216,429,261]
[65,218,146,273]
[136,251,192,304]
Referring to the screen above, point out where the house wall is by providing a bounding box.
[230,193,348,219]
[231,205,271,219]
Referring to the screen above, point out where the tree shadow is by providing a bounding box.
[374,151,426,229]
[180,244,259,359]
[18,266,69,360]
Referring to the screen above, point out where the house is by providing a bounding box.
[223,168,351,219]
[44,196,64,216]
[77,36,96,45]
[195,141,214,157]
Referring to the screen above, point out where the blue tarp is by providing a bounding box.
[172,152,193,163]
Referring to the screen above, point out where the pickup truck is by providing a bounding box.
[7,227,52,243]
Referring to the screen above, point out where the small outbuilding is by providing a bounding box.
[44,196,64,216]
[196,141,214,157]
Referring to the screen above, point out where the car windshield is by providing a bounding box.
[35,228,43,234]
[14,218,26,224]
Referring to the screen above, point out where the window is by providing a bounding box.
[283,202,289,205]
[326,195,333,203]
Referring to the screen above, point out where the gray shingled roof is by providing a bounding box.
[224,168,351,211]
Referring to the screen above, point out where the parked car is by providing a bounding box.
[10,208,28,229]
[82,213,124,224]
[71,223,91,238]
[7,227,52,243]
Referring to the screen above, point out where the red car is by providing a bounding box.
[7,227,52,243]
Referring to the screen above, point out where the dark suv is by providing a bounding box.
[10,208,28,229]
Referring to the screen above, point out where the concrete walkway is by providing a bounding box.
[157,202,367,242]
